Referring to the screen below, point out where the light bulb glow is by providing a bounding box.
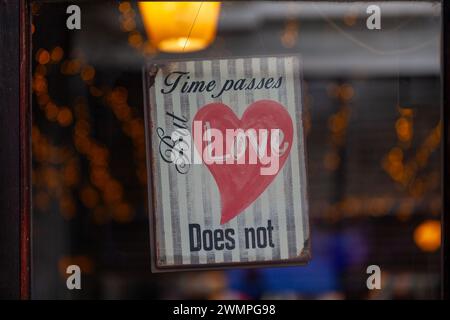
[414,220,441,252]
[138,2,221,53]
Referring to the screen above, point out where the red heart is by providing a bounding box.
[192,100,293,224]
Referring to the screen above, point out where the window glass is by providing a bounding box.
[31,1,442,299]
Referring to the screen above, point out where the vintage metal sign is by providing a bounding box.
[143,56,310,271]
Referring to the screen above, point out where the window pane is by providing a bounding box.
[31,1,442,299]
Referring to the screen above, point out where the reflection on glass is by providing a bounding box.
[31,1,442,299]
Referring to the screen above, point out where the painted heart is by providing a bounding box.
[192,100,293,224]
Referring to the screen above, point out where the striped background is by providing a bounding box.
[147,56,309,268]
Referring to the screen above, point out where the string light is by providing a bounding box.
[382,111,441,199]
[117,1,156,56]
[414,220,441,252]
[104,87,148,186]
[281,19,299,48]
[32,44,137,224]
[324,83,353,172]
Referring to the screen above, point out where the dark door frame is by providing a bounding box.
[442,0,449,301]
[0,0,30,299]
[0,0,447,299]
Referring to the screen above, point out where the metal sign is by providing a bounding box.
[143,56,310,272]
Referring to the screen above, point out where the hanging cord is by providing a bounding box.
[311,2,439,56]
[183,2,204,52]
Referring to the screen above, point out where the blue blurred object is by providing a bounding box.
[226,228,368,297]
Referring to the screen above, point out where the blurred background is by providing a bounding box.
[31,1,442,299]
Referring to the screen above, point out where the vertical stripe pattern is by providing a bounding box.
[148,56,309,267]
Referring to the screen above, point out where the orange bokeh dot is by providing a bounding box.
[36,49,50,65]
[119,1,131,13]
[81,65,96,81]
[51,46,64,62]
[396,117,413,142]
[57,108,73,127]
[340,84,354,100]
[414,220,441,252]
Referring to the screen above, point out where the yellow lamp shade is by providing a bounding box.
[138,2,221,53]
